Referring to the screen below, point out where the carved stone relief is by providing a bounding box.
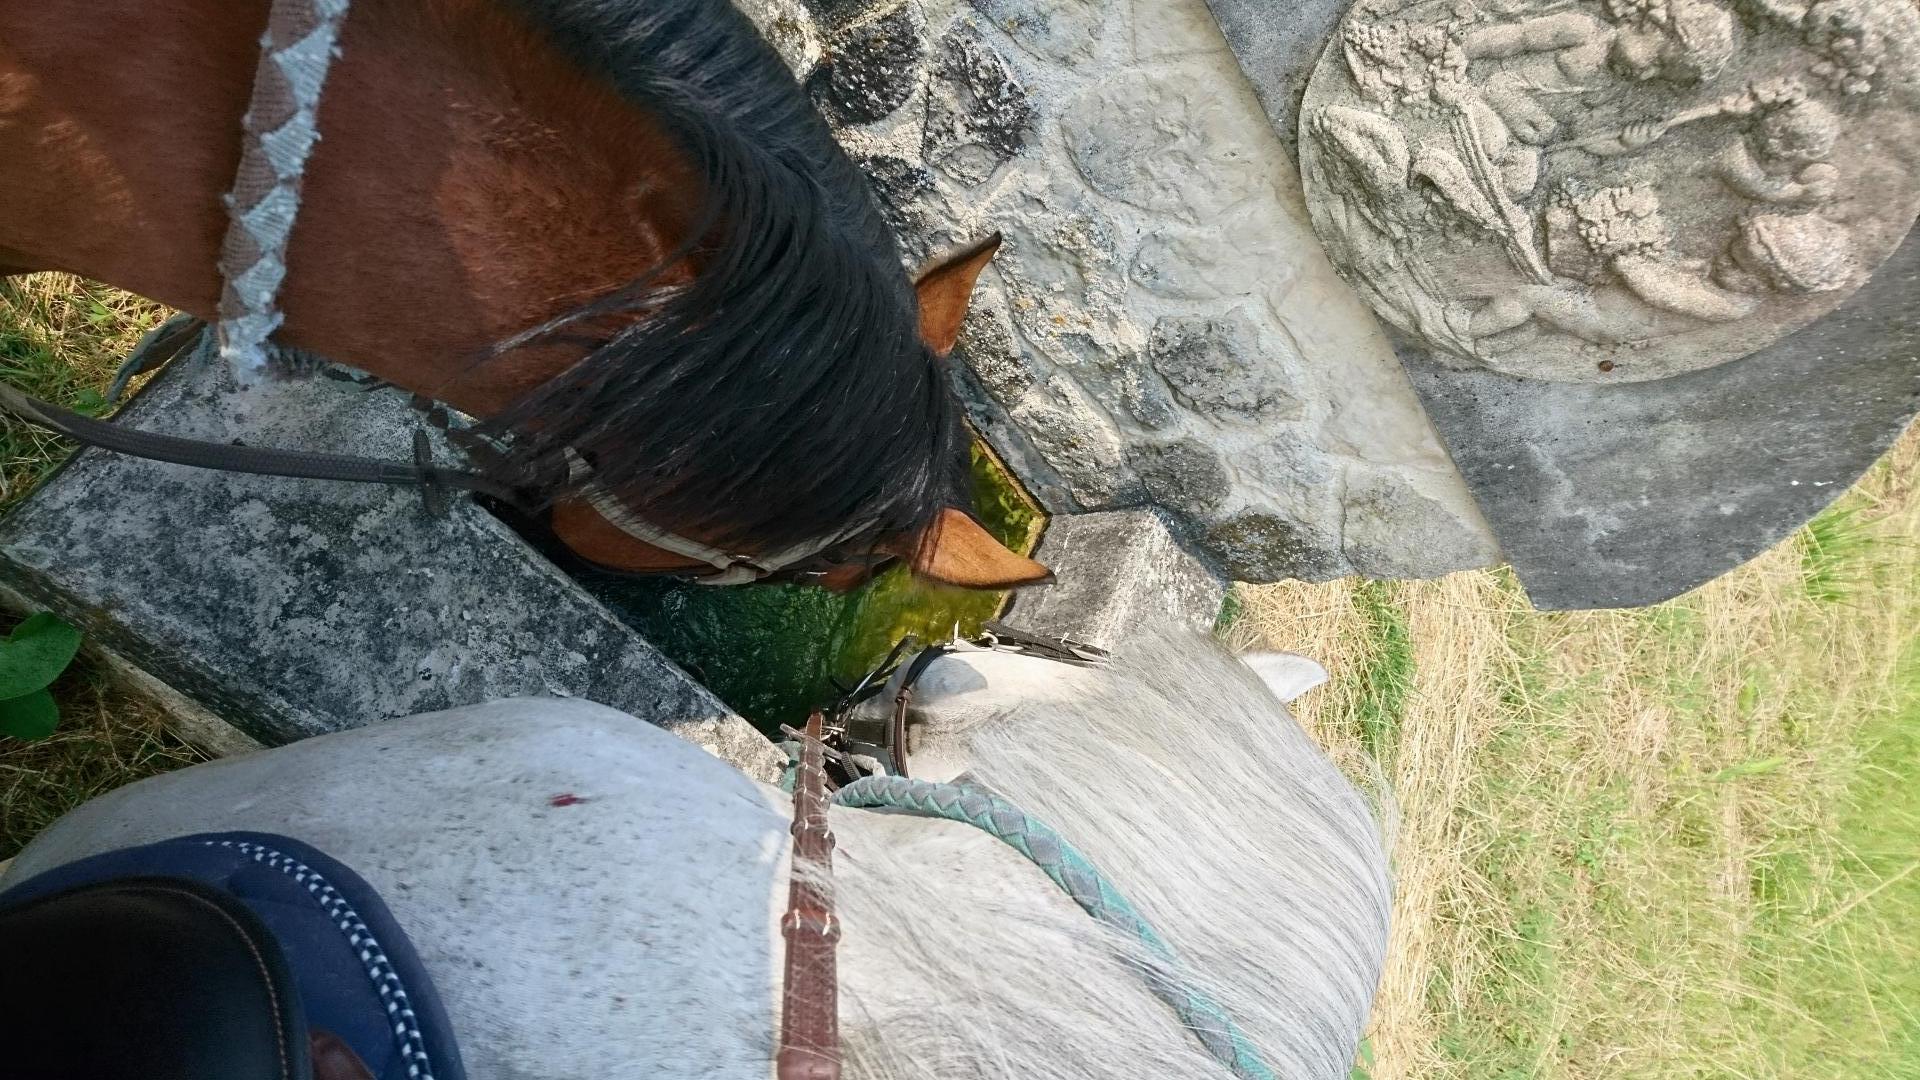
[1300,0,1920,383]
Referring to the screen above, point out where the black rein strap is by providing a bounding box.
[0,381,528,512]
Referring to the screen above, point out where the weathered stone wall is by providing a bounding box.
[740,0,1500,582]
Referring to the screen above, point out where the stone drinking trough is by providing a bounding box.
[0,355,1222,765]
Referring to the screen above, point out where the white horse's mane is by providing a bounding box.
[829,631,1393,1080]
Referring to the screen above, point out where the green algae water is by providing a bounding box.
[587,444,1042,732]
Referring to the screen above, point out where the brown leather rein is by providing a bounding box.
[778,711,843,1080]
[0,318,876,585]
[773,626,1110,1078]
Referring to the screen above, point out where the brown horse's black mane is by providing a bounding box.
[481,0,970,552]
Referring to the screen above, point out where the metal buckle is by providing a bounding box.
[413,429,450,518]
[799,637,919,786]
[780,909,843,943]
[808,623,1105,785]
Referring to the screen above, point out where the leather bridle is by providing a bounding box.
[0,352,882,587]
[563,450,881,586]
[802,622,1110,784]
[774,625,1109,1078]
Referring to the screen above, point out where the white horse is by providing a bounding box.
[2,630,1391,1079]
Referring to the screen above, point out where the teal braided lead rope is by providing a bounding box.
[834,775,1277,1080]
[776,743,801,794]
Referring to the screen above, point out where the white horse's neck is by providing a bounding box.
[2,635,1389,1080]
[830,634,1391,1079]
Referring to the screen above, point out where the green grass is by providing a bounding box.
[1238,436,1920,1080]
[1213,587,1246,636]
[1429,522,1920,1078]
[1798,505,1880,605]
[1348,580,1415,758]
[0,275,166,507]
[1741,634,1920,1077]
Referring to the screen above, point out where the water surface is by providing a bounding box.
[584,445,1042,731]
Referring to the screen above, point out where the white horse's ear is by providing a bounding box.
[1241,652,1329,704]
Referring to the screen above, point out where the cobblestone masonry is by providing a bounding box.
[742,0,1500,582]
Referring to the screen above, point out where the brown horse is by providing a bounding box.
[0,0,1049,590]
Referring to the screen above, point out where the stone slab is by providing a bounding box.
[1003,509,1228,650]
[1200,0,1346,157]
[1206,0,1920,608]
[1405,226,1920,610]
[0,356,783,780]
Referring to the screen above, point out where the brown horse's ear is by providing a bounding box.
[882,506,1052,589]
[915,233,1003,356]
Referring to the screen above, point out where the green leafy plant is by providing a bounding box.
[1213,588,1245,637]
[0,612,82,741]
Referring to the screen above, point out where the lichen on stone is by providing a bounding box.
[967,0,1107,65]
[924,25,1037,186]
[1147,312,1306,422]
[1205,510,1350,582]
[1127,438,1231,515]
[853,153,938,245]
[811,9,925,123]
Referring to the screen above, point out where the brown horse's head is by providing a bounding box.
[532,232,1049,592]
[396,0,1062,594]
[0,0,1048,593]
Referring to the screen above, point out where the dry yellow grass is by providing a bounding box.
[0,630,208,861]
[1,275,192,858]
[1233,429,1920,1079]
[0,273,169,503]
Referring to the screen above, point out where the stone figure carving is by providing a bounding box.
[1467,181,1762,357]
[1300,0,1920,382]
